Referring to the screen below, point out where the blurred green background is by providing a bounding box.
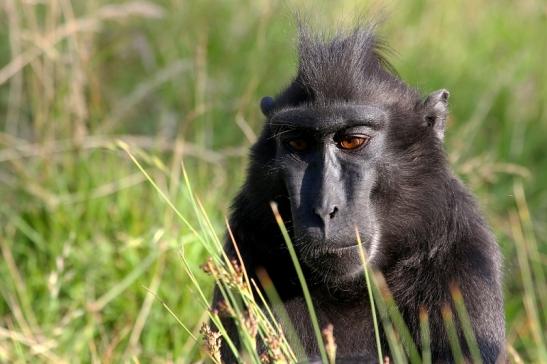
[0,0,545,362]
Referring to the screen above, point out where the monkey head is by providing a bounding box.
[255,28,450,286]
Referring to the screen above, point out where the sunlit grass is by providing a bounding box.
[271,202,328,363]
[356,229,384,364]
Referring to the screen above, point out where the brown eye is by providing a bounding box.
[287,139,308,151]
[337,135,369,150]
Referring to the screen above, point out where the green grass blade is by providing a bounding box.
[270,202,328,363]
[441,305,465,364]
[419,308,432,364]
[369,273,408,364]
[513,182,547,320]
[355,228,384,364]
[450,286,483,364]
[372,265,422,364]
[255,269,304,361]
[118,142,210,250]
[509,209,547,359]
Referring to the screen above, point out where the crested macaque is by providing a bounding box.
[212,24,504,363]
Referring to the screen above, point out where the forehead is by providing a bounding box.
[269,104,387,133]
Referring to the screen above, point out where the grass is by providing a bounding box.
[356,229,383,364]
[271,202,327,363]
[0,0,545,362]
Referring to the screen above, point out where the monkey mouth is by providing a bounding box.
[291,231,375,283]
[294,230,372,256]
[304,247,367,284]
[297,239,368,263]
[328,244,362,252]
[314,244,366,261]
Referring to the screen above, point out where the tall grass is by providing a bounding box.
[0,0,545,362]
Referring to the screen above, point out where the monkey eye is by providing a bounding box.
[336,135,369,150]
[287,138,309,152]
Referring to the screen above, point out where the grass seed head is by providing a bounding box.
[244,309,258,340]
[200,323,222,363]
[213,299,235,318]
[260,334,287,363]
[201,257,249,292]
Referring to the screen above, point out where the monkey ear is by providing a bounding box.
[422,89,450,141]
[260,96,275,117]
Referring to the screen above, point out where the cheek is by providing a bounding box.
[339,164,379,231]
[341,161,377,202]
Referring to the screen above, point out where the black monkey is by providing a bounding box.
[213,24,505,363]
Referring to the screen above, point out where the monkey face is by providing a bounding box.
[270,104,388,283]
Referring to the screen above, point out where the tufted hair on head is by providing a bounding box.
[272,23,420,111]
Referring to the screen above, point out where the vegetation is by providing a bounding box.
[0,0,545,362]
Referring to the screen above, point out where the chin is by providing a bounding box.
[302,244,367,285]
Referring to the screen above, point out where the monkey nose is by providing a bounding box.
[313,205,339,221]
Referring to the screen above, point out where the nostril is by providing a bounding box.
[313,206,338,220]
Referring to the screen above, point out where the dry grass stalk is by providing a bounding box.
[200,323,222,364]
[322,323,337,364]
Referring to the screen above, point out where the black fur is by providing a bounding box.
[213,25,504,363]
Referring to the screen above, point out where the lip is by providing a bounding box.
[295,234,370,259]
[322,244,361,254]
[334,244,360,251]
